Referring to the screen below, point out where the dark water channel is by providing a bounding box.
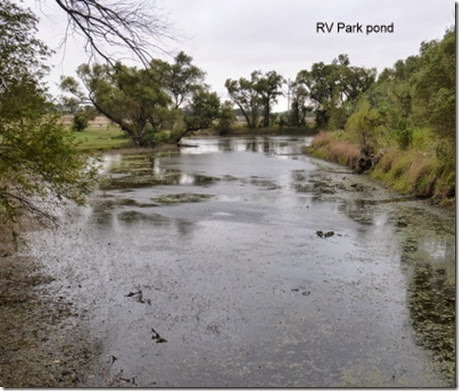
[25,136,455,387]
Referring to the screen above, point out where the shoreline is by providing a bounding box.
[305,132,455,208]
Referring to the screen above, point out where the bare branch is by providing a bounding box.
[1,190,58,225]
[52,0,173,66]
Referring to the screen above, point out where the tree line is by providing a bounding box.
[309,27,454,200]
[60,52,380,146]
[345,28,454,173]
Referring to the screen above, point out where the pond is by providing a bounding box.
[24,136,455,387]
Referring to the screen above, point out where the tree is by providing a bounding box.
[288,81,310,127]
[174,88,221,141]
[225,70,284,129]
[345,101,382,158]
[62,53,216,146]
[151,51,206,109]
[58,96,81,114]
[62,62,172,146]
[296,56,376,129]
[72,105,97,132]
[225,71,262,129]
[216,101,236,135]
[0,0,95,223]
[410,28,455,140]
[72,112,89,132]
[254,71,284,127]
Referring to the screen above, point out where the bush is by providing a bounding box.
[152,130,171,144]
[72,112,89,132]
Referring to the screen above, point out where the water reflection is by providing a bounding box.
[175,219,195,239]
[116,210,169,226]
[179,136,312,156]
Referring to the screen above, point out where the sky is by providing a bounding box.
[34,0,455,112]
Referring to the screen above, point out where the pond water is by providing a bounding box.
[25,136,455,387]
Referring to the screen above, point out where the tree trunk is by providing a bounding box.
[89,97,137,141]
[263,99,270,127]
[235,103,253,128]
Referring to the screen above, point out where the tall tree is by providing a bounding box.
[62,62,172,146]
[225,71,262,129]
[174,88,221,142]
[254,70,284,127]
[62,53,218,145]
[296,55,376,129]
[151,51,206,109]
[288,81,310,127]
[0,1,94,223]
[410,28,455,139]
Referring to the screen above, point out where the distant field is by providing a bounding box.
[71,126,131,152]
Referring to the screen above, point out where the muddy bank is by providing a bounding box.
[0,228,100,387]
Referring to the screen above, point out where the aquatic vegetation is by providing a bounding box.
[151,193,214,204]
[407,264,455,384]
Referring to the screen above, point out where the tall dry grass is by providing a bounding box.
[308,130,453,204]
[309,131,360,168]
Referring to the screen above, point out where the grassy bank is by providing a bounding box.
[306,130,455,207]
[71,126,132,152]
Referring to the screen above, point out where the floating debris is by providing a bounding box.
[125,289,151,305]
[151,327,168,344]
[316,230,334,238]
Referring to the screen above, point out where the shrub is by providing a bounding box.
[72,112,89,132]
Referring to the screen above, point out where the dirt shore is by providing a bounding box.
[0,227,100,387]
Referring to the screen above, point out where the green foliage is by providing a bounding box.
[0,0,49,89]
[62,52,218,146]
[410,29,455,139]
[215,101,236,135]
[184,89,221,132]
[72,112,89,132]
[225,70,284,129]
[254,70,284,127]
[345,101,381,156]
[310,27,455,204]
[0,0,95,223]
[288,80,310,127]
[225,72,263,129]
[58,96,80,114]
[63,62,172,146]
[296,55,376,129]
[150,51,206,109]
[151,130,172,144]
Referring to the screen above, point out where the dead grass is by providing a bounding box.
[308,130,454,205]
[309,131,360,168]
[310,131,332,149]
[328,141,360,168]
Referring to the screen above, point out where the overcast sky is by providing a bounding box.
[34,0,455,111]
